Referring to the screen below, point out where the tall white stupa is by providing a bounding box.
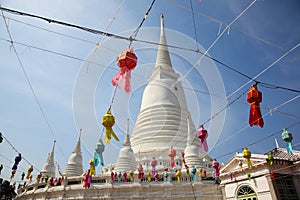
[131,15,200,170]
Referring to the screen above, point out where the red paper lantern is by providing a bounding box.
[247,85,264,127]
[112,49,137,93]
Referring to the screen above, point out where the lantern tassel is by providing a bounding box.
[170,157,175,168]
[249,103,264,127]
[200,140,208,152]
[94,153,100,167]
[104,127,119,144]
[287,142,293,155]
[245,158,252,168]
[111,130,120,142]
[121,70,131,93]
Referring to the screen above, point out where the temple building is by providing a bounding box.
[13,15,300,200]
[15,15,219,200]
[220,145,300,200]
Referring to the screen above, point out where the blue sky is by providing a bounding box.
[1,0,300,182]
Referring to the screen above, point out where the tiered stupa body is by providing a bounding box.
[131,15,200,171]
[65,135,83,177]
[40,141,56,178]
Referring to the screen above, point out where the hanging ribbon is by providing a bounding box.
[191,166,197,181]
[271,170,276,180]
[89,158,96,176]
[168,146,176,168]
[182,151,189,170]
[247,173,251,181]
[129,170,134,182]
[12,153,22,170]
[176,169,181,183]
[197,125,208,152]
[147,171,151,182]
[137,164,144,180]
[21,172,25,180]
[0,132,3,143]
[164,168,169,183]
[0,164,3,175]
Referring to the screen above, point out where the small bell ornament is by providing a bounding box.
[112,49,138,93]
[247,85,264,127]
[102,109,119,144]
[168,146,176,168]
[197,125,208,152]
[243,147,252,168]
[282,129,293,155]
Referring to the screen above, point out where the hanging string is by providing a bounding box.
[189,0,199,51]
[164,0,287,51]
[176,0,257,84]
[128,0,156,48]
[227,42,300,99]
[0,132,40,172]
[1,8,300,93]
[86,0,126,72]
[215,120,300,160]
[1,11,68,162]
[213,94,300,150]
[107,0,156,113]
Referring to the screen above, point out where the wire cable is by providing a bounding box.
[227,43,300,99]
[176,0,257,84]
[214,94,300,150]
[1,7,300,94]
[1,11,68,163]
[0,133,41,172]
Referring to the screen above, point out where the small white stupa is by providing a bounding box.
[40,140,56,178]
[114,120,137,172]
[65,131,83,177]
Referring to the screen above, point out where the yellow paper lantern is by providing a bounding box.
[102,109,119,144]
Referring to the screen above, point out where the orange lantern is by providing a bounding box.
[247,85,264,127]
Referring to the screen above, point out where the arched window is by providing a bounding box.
[236,185,257,200]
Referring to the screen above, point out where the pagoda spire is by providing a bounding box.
[149,15,176,82]
[65,129,83,177]
[155,14,172,68]
[41,140,56,177]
